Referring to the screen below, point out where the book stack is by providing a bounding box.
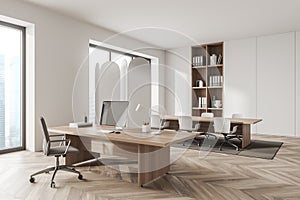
[209,75,223,86]
[192,56,205,66]
[198,97,207,108]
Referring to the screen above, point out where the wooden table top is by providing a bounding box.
[48,126,197,147]
[163,115,262,125]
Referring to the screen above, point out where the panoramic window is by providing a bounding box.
[0,21,25,153]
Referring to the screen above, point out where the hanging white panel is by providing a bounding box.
[127,57,151,128]
[95,61,121,124]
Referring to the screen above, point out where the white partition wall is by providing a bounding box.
[165,47,191,115]
[127,57,151,127]
[296,32,300,137]
[257,32,295,136]
[224,38,257,120]
[95,61,121,124]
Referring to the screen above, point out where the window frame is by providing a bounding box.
[0,20,26,154]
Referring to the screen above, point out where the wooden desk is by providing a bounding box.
[163,115,262,149]
[48,126,196,186]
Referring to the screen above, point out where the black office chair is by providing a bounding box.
[29,117,83,188]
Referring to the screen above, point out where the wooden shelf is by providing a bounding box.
[207,107,223,110]
[192,107,206,110]
[192,66,206,69]
[191,41,224,117]
[192,87,206,89]
[208,64,223,67]
[207,86,223,89]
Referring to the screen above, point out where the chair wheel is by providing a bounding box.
[50,182,55,188]
[78,174,83,180]
[29,177,35,183]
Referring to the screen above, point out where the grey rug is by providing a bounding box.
[173,138,283,160]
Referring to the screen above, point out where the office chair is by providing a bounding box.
[29,117,83,188]
[150,115,170,130]
[232,113,243,118]
[231,113,242,141]
[200,112,216,136]
[193,112,217,146]
[178,116,193,132]
[178,116,200,146]
[213,117,239,151]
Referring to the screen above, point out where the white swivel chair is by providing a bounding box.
[231,113,243,141]
[198,112,216,138]
[178,116,193,131]
[201,112,214,118]
[232,113,243,118]
[213,117,239,151]
[178,116,200,146]
[150,115,170,130]
[192,112,216,146]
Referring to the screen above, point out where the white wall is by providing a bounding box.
[165,47,191,115]
[224,38,258,132]
[224,38,257,118]
[166,32,299,137]
[257,32,295,136]
[0,0,165,151]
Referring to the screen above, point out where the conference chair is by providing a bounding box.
[29,117,83,188]
[178,116,200,145]
[213,117,239,151]
[231,113,243,141]
[150,115,170,130]
[232,113,243,118]
[192,112,217,146]
[200,112,216,136]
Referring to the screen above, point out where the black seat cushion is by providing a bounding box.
[48,146,79,156]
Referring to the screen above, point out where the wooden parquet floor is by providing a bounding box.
[0,134,299,200]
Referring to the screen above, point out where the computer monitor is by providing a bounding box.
[99,101,129,127]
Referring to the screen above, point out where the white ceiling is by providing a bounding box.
[23,0,300,49]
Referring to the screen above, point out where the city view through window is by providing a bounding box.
[0,23,23,151]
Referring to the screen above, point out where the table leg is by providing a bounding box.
[65,135,96,165]
[242,124,251,149]
[138,144,170,186]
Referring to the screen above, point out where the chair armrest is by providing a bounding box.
[50,139,71,156]
[49,134,65,146]
[230,126,239,134]
[49,134,65,137]
[50,139,69,143]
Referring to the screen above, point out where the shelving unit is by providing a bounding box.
[191,42,224,117]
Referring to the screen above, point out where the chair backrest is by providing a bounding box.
[232,113,243,118]
[150,115,161,128]
[201,112,214,118]
[40,117,50,155]
[213,117,231,134]
[178,116,193,131]
[40,117,50,142]
[223,118,231,133]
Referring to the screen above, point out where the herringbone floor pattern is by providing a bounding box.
[0,134,299,199]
